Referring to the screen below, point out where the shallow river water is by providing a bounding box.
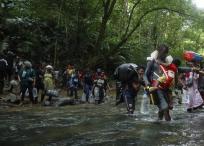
[0,96,204,146]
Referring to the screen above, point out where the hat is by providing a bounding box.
[45,65,53,70]
[24,61,32,68]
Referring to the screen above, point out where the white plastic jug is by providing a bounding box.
[94,87,100,100]
[140,93,149,115]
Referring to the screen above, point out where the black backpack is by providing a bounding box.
[114,63,139,83]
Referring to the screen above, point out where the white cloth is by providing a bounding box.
[146,50,173,65]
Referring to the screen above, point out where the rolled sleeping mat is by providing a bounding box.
[183,51,203,62]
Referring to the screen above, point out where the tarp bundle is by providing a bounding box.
[183,51,203,62]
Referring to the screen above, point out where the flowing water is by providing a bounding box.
[0,96,204,146]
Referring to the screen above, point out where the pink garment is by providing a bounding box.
[185,72,203,109]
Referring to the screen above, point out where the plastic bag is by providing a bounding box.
[46,90,59,97]
[93,86,99,101]
[32,88,38,98]
[89,93,95,103]
[25,89,29,97]
[81,93,86,102]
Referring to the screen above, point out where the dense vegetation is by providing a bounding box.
[1,0,204,72]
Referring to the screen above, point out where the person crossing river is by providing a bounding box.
[18,61,36,105]
[144,45,194,121]
[114,63,142,114]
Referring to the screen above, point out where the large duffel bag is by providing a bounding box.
[114,63,139,83]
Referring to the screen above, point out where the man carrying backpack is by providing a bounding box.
[114,63,141,114]
[18,61,35,105]
[0,53,8,94]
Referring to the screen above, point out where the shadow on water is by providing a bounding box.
[0,96,204,146]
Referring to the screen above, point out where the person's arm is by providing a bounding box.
[132,81,140,92]
[186,72,193,87]
[18,75,21,82]
[18,71,22,82]
[32,69,36,86]
[144,60,154,86]
[105,79,111,91]
[178,74,185,87]
[178,74,187,89]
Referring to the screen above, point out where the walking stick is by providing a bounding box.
[145,86,158,105]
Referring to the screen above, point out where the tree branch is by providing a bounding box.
[124,0,142,37]
[115,7,192,50]
[104,0,111,16]
[107,0,117,18]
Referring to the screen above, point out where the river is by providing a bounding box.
[0,96,204,146]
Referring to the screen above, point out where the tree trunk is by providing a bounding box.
[95,0,116,50]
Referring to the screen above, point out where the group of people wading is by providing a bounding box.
[1,45,204,122]
[0,50,108,106]
[115,44,204,121]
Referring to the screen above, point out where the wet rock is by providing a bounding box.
[9,126,17,131]
[42,100,51,106]
[41,97,81,107]
[54,97,77,107]
[4,93,20,104]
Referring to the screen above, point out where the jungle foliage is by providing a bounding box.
[1,0,204,72]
